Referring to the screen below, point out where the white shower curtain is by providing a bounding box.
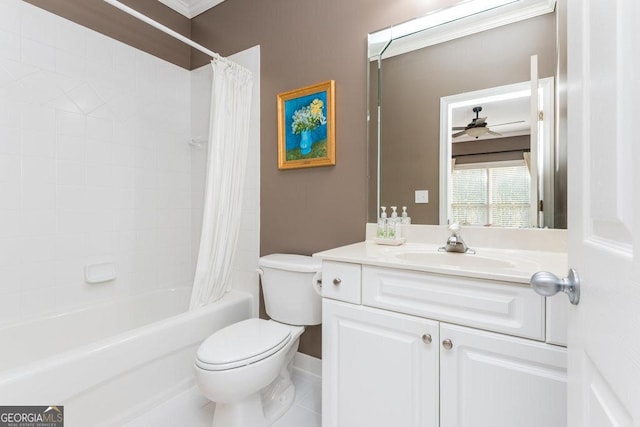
[189,56,253,309]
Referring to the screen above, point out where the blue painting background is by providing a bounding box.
[284,90,328,151]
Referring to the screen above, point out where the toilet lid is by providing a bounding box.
[258,254,321,273]
[196,318,292,371]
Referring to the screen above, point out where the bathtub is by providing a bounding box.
[0,287,253,426]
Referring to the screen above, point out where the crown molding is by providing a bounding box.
[158,0,224,18]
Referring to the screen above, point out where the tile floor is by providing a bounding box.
[124,368,321,427]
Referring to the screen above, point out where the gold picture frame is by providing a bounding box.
[277,80,335,170]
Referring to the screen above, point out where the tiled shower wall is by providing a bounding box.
[0,1,193,323]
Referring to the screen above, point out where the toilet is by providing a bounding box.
[194,254,322,427]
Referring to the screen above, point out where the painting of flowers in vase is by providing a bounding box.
[277,80,335,169]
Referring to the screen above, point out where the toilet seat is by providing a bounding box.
[196,318,292,371]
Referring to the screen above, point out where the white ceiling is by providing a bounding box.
[158,0,224,19]
[451,95,531,143]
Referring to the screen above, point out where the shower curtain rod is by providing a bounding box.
[102,0,219,60]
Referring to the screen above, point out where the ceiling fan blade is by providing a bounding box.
[488,130,502,137]
[452,130,468,138]
[452,126,467,130]
[490,120,526,127]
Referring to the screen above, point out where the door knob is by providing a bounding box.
[422,334,432,344]
[442,339,453,350]
[529,268,580,305]
[332,278,342,286]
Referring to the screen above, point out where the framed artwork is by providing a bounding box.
[277,80,335,170]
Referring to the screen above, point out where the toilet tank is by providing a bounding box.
[258,254,322,326]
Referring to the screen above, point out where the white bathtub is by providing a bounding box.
[0,287,253,426]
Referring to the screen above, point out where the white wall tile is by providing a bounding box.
[57,160,86,186]
[0,155,21,183]
[22,261,57,290]
[21,3,58,46]
[55,233,88,261]
[0,3,199,324]
[57,186,87,211]
[56,110,85,137]
[0,238,22,268]
[56,50,86,82]
[0,1,21,35]
[56,210,89,234]
[22,236,56,263]
[0,182,21,209]
[56,134,85,162]
[0,30,20,62]
[23,129,55,157]
[55,20,87,57]
[21,38,56,71]
[22,209,56,236]
[0,210,23,238]
[22,103,55,132]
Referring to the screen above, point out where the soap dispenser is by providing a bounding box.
[401,206,411,225]
[377,207,387,238]
[389,206,399,239]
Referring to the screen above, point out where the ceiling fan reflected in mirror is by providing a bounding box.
[452,106,524,139]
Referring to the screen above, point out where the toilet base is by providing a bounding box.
[262,355,296,423]
[208,338,300,427]
[212,393,267,427]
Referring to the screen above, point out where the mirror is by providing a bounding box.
[367,0,566,228]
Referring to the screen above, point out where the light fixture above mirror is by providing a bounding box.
[368,0,556,59]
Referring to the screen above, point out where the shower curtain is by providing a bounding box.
[189,56,253,309]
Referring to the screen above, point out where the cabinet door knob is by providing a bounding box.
[442,339,453,350]
[422,334,432,344]
[332,278,342,286]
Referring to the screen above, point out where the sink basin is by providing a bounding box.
[394,251,516,270]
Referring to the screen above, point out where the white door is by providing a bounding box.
[566,0,640,425]
[322,299,439,427]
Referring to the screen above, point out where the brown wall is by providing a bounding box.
[25,0,192,68]
[375,13,557,225]
[191,0,464,358]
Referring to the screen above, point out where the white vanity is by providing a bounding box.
[314,225,569,427]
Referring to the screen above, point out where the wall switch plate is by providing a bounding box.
[415,190,429,204]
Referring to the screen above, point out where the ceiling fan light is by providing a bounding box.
[467,127,488,138]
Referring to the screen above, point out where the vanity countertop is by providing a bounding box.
[313,225,568,284]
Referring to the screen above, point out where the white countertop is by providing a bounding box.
[313,239,568,285]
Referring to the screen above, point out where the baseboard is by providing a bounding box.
[293,352,321,378]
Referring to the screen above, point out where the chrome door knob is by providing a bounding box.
[442,339,453,350]
[332,278,342,286]
[530,268,580,305]
[422,334,432,344]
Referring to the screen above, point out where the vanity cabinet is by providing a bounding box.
[321,262,567,427]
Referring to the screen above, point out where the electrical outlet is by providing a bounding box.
[415,190,429,204]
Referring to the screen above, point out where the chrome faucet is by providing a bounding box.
[439,223,475,254]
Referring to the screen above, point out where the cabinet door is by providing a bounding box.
[440,323,567,427]
[322,299,439,427]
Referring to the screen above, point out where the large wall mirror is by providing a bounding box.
[367,0,567,228]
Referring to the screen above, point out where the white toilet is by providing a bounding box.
[194,254,322,427]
